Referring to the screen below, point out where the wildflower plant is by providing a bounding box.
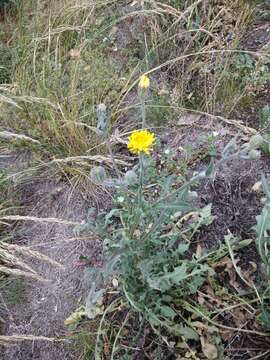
[77,74,219,341]
[84,146,216,339]
[254,175,270,328]
[70,75,266,355]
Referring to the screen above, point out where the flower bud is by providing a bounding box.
[251,181,262,193]
[248,149,261,160]
[248,134,264,149]
[187,191,198,201]
[138,74,150,89]
[96,103,109,136]
[90,166,107,184]
[124,170,138,186]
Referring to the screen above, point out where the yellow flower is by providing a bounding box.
[127,129,156,155]
[138,74,150,89]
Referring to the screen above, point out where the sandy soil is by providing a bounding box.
[0,167,102,359]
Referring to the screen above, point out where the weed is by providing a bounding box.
[1,1,270,359]
[259,104,270,154]
[68,78,265,358]
[253,175,270,328]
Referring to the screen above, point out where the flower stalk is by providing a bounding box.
[138,74,150,129]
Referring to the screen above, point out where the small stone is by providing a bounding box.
[69,48,81,60]
[252,181,262,193]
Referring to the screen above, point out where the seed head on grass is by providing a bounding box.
[127,129,155,155]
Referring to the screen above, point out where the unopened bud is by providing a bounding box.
[124,170,138,186]
[96,103,109,136]
[138,74,150,89]
[187,191,198,201]
[248,149,261,160]
[90,166,107,184]
[248,134,264,149]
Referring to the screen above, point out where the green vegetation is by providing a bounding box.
[1,0,270,359]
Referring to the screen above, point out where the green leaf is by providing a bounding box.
[254,206,270,237]
[261,132,270,155]
[147,263,188,291]
[261,173,270,200]
[164,263,188,283]
[162,174,176,194]
[261,304,270,328]
[259,104,270,128]
[85,283,105,319]
[177,243,189,254]
[104,208,120,227]
[205,161,214,177]
[157,200,194,212]
[160,305,177,319]
[174,325,199,340]
[104,255,121,277]
[187,275,205,293]
[196,204,214,227]
[222,137,238,158]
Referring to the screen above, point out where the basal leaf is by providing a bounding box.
[157,200,194,212]
[160,305,177,319]
[85,283,105,319]
[177,243,189,254]
[174,325,199,340]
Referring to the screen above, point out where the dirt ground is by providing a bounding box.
[0,157,102,359]
[0,7,270,360]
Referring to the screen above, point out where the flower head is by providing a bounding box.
[138,74,150,89]
[128,129,156,155]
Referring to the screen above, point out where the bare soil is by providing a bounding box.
[0,164,102,359]
[1,5,270,360]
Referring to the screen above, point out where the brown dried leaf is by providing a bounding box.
[177,113,201,126]
[220,329,234,342]
[192,321,217,334]
[213,257,243,293]
[200,336,218,359]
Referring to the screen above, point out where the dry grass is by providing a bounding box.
[0,0,258,158]
[1,0,269,357]
[0,334,56,346]
[0,235,67,284]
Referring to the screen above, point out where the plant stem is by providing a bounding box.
[139,152,144,208]
[140,91,146,129]
[105,136,121,179]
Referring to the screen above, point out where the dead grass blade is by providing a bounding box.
[0,94,21,108]
[0,266,48,283]
[25,235,97,248]
[0,215,81,226]
[0,131,40,144]
[51,155,130,167]
[0,242,64,268]
[0,334,56,346]
[0,246,37,274]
